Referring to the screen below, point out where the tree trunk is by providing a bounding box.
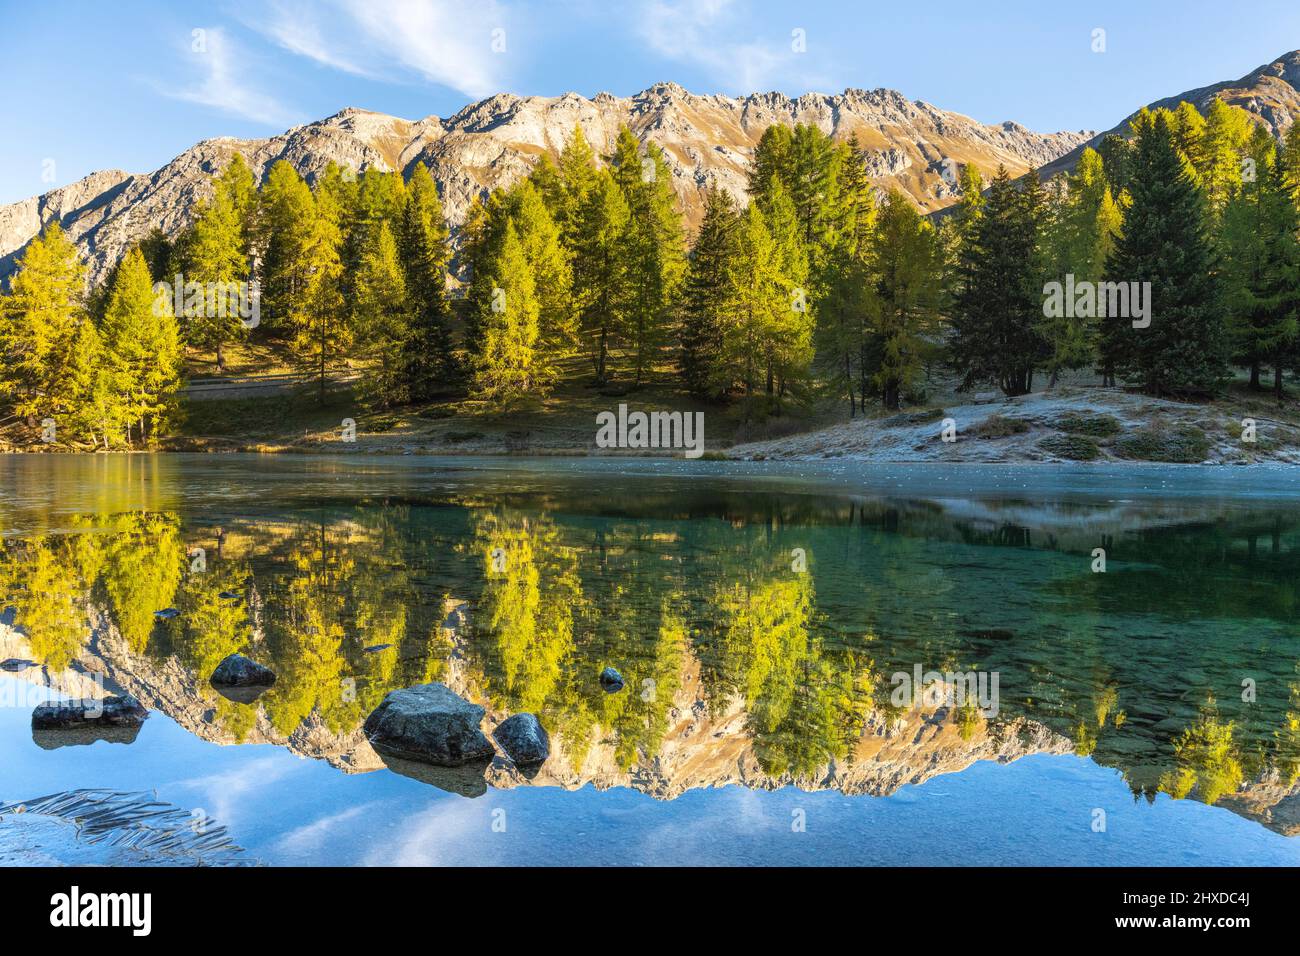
[1250,361,1261,390]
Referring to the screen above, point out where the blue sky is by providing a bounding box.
[2,0,1298,204]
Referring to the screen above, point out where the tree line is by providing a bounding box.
[3,100,1299,447]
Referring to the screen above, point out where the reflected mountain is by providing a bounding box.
[2,458,1299,835]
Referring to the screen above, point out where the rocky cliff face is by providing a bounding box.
[0,83,1091,287]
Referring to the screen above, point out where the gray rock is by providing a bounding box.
[363,683,495,766]
[32,695,148,730]
[493,713,550,766]
[210,653,277,687]
[599,666,625,693]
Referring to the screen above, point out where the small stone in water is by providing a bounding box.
[599,667,625,693]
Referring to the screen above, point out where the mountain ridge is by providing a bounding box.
[0,80,1092,286]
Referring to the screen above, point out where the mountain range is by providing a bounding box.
[1,49,1297,288]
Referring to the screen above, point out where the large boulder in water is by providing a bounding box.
[493,713,550,766]
[31,695,148,730]
[363,683,495,766]
[210,653,277,688]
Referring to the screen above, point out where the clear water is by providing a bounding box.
[2,454,1299,866]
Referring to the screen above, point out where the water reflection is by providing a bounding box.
[2,456,1300,833]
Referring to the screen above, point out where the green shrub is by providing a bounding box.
[1113,424,1210,463]
[880,407,945,427]
[1038,433,1100,460]
[970,414,1030,439]
[1056,413,1122,438]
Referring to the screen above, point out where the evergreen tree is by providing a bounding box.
[680,186,740,399]
[1102,112,1227,396]
[950,167,1047,396]
[397,162,456,398]
[0,222,86,428]
[612,128,686,385]
[1097,133,1134,194]
[863,190,943,409]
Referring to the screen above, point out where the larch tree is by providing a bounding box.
[184,188,247,372]
[1221,127,1300,398]
[0,222,87,430]
[292,196,349,403]
[862,190,943,409]
[571,168,632,384]
[102,247,181,444]
[471,220,546,408]
[353,221,410,407]
[259,161,318,336]
[611,128,686,386]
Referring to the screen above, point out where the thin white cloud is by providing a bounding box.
[248,0,510,99]
[166,26,302,126]
[638,0,835,93]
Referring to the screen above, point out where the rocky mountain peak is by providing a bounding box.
[1,79,1095,287]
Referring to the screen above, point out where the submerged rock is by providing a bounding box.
[210,653,277,687]
[363,683,495,766]
[599,667,625,693]
[493,713,550,766]
[31,695,148,730]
